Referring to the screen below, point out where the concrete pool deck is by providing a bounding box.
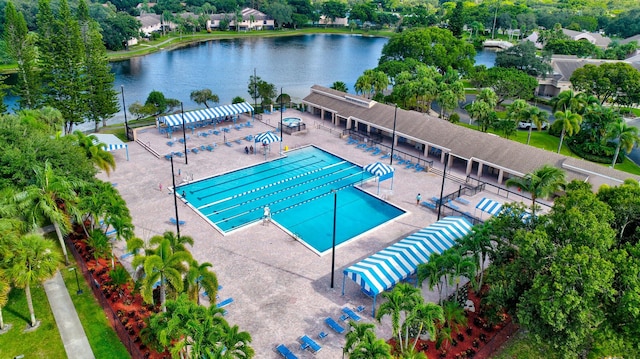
[102,110,532,358]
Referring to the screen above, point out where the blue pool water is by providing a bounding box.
[177,146,405,254]
[283,117,302,127]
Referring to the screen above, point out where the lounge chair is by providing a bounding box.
[324,317,345,334]
[318,331,328,340]
[169,217,186,225]
[356,305,366,313]
[166,141,174,146]
[234,125,242,131]
[245,122,253,128]
[371,148,381,156]
[342,307,362,321]
[415,165,425,172]
[339,314,349,321]
[275,344,298,359]
[447,202,460,211]
[120,252,134,260]
[365,146,376,152]
[205,145,215,152]
[356,143,367,149]
[216,297,234,308]
[299,335,322,354]
[421,201,436,210]
[346,137,358,145]
[225,142,232,147]
[455,197,470,205]
[164,154,172,160]
[405,161,414,169]
[234,139,242,144]
[174,151,184,157]
[213,130,220,135]
[380,153,390,160]
[245,135,254,142]
[191,147,199,154]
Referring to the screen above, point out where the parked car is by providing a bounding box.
[518,120,549,130]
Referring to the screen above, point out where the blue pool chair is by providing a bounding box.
[275,344,297,359]
[455,197,470,205]
[324,317,345,334]
[356,143,367,149]
[318,331,328,340]
[216,297,234,308]
[170,217,186,225]
[342,307,362,321]
[225,142,232,147]
[421,201,436,210]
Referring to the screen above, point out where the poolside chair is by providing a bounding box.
[380,153,390,160]
[274,344,298,359]
[415,164,425,172]
[455,197,471,205]
[234,139,242,144]
[339,314,349,321]
[421,201,437,210]
[342,307,362,321]
[324,317,346,334]
[216,297,234,308]
[356,305,366,313]
[371,148,381,156]
[356,143,367,149]
[166,140,174,146]
[318,331,328,340]
[213,130,220,135]
[225,142,232,147]
[447,202,460,211]
[205,145,215,152]
[299,335,322,354]
[174,151,184,157]
[192,147,199,154]
[245,135,254,142]
[170,217,186,225]
[365,145,376,152]
[405,161,414,169]
[178,138,185,144]
[346,137,358,145]
[164,154,172,160]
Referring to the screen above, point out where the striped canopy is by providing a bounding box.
[475,197,503,216]
[255,131,280,144]
[158,102,254,127]
[363,162,394,176]
[92,133,129,161]
[342,216,472,316]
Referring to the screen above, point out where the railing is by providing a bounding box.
[346,129,434,169]
[64,235,147,359]
[465,176,552,210]
[315,122,348,137]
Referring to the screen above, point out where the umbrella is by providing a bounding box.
[254,131,280,144]
[363,162,394,195]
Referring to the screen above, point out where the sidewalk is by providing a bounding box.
[43,270,95,359]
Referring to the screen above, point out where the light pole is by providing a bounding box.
[330,189,337,289]
[181,102,188,165]
[437,152,449,221]
[253,68,257,112]
[280,87,283,154]
[121,85,131,140]
[170,156,181,238]
[68,267,83,295]
[390,104,398,166]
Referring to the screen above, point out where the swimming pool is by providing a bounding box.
[282,117,303,127]
[177,146,405,254]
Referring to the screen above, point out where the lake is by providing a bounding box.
[3,34,496,123]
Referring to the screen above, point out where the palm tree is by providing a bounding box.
[217,320,255,358]
[405,302,444,353]
[523,106,549,145]
[330,81,348,93]
[350,333,393,359]
[0,269,11,331]
[505,164,566,217]
[376,283,422,351]
[441,300,466,335]
[607,118,640,168]
[445,250,476,304]
[553,109,583,153]
[5,233,61,328]
[136,238,192,311]
[15,161,81,264]
[552,90,582,112]
[150,231,194,253]
[344,321,377,355]
[458,227,493,290]
[72,130,116,175]
[417,253,446,304]
[184,258,218,305]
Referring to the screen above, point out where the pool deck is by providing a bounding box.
[102,110,530,358]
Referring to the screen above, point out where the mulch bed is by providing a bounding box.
[71,232,170,359]
[389,288,517,359]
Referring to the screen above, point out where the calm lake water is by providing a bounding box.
[3,34,497,123]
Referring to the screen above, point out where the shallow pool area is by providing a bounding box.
[282,117,303,127]
[177,146,405,254]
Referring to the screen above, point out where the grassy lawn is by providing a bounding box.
[492,330,560,359]
[60,264,130,359]
[0,285,66,359]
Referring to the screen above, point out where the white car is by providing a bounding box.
[518,121,549,130]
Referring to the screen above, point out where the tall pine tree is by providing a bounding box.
[77,0,119,131]
[38,0,88,134]
[4,1,41,109]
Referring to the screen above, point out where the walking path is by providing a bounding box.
[43,271,95,359]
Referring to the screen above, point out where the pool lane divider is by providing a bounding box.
[197,161,351,208]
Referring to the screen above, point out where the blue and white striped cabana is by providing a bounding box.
[92,133,129,161]
[363,162,394,195]
[474,197,503,218]
[342,216,473,316]
[158,102,254,128]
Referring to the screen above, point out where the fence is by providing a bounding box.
[347,129,435,169]
[64,235,147,359]
[466,176,552,210]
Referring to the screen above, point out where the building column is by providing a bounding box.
[440,151,446,163]
[477,162,483,178]
[466,159,473,176]
[320,108,325,122]
[497,169,504,184]
[423,145,428,157]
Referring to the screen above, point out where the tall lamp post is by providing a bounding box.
[330,189,338,289]
[68,267,83,295]
[437,152,449,221]
[390,104,398,166]
[121,85,131,140]
[280,87,284,154]
[170,156,181,238]
[181,102,188,165]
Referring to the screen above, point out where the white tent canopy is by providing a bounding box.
[363,162,394,195]
[92,133,129,161]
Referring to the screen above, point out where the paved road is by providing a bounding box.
[43,270,95,359]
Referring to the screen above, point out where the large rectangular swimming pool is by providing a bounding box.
[177,146,405,254]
